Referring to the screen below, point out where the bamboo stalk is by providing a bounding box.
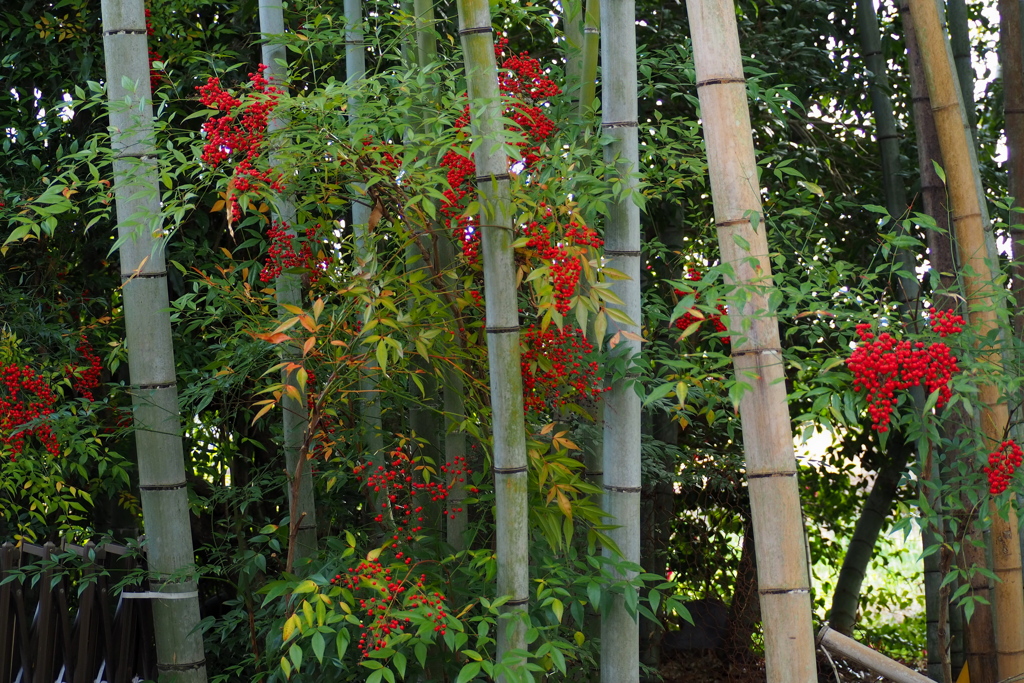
[455,0,530,670]
[579,0,600,117]
[685,1,817,681]
[908,0,1024,678]
[100,1,207,680]
[946,0,977,138]
[563,0,584,104]
[258,0,318,562]
[818,625,938,683]
[344,0,388,527]
[599,1,641,681]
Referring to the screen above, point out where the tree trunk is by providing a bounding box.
[455,1,530,671]
[685,1,818,681]
[258,0,318,565]
[100,1,208,679]
[598,2,642,682]
[908,0,1024,678]
[828,434,911,635]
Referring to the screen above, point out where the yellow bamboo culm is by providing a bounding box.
[907,0,1024,680]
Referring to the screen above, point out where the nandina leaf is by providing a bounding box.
[302,336,316,357]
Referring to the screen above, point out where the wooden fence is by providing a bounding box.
[0,540,157,683]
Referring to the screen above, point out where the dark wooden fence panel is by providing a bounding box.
[0,540,157,683]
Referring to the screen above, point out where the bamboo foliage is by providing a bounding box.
[455,0,530,669]
[598,1,641,681]
[684,0,817,681]
[908,0,1024,678]
[100,0,207,680]
[258,0,318,564]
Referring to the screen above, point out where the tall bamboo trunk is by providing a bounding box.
[908,0,1024,679]
[455,1,530,671]
[902,5,960,677]
[829,435,911,634]
[344,0,387,526]
[946,0,977,139]
[1003,0,1024,337]
[258,0,318,564]
[563,0,584,107]
[579,0,600,116]
[598,2,642,681]
[685,1,817,681]
[100,1,207,680]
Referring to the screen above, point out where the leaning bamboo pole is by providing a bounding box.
[598,1,642,681]
[909,0,1024,678]
[455,0,530,670]
[258,0,318,563]
[685,1,817,681]
[100,1,207,680]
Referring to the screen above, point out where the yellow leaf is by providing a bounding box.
[294,579,318,594]
[574,631,585,646]
[555,489,573,520]
[211,199,225,213]
[366,547,382,561]
[283,613,301,641]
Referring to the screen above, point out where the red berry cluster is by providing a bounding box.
[353,449,471,559]
[259,221,328,284]
[984,440,1023,494]
[847,323,960,432]
[0,364,59,460]
[929,309,966,337]
[329,562,448,657]
[672,267,729,343]
[522,208,603,315]
[197,65,284,222]
[520,324,608,413]
[66,336,102,401]
[439,41,561,267]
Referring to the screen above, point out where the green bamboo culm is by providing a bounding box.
[455,0,530,672]
[258,0,318,565]
[100,1,208,680]
[946,0,978,140]
[684,0,818,681]
[599,1,642,681]
[562,0,584,103]
[345,0,388,525]
[406,0,470,550]
[579,0,600,117]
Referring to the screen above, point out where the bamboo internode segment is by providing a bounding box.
[260,0,318,563]
[598,1,642,681]
[101,1,208,680]
[818,626,937,683]
[685,1,817,682]
[908,0,1024,677]
[456,0,530,671]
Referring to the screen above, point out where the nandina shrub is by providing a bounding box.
[846,312,965,432]
[984,440,1023,495]
[520,324,607,414]
[671,265,729,344]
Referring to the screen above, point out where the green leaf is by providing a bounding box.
[336,628,350,660]
[311,631,326,662]
[393,651,407,679]
[643,381,676,407]
[456,661,482,683]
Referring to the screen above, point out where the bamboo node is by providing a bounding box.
[696,77,746,87]
[485,325,520,334]
[493,465,527,474]
[747,470,796,479]
[601,120,638,130]
[759,586,809,595]
[158,659,207,672]
[716,217,762,228]
[121,270,168,281]
[603,484,641,493]
[103,29,147,36]
[732,347,783,357]
[138,481,187,491]
[458,26,492,35]
[505,597,529,606]
[474,172,511,183]
[604,249,641,257]
[134,381,177,390]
